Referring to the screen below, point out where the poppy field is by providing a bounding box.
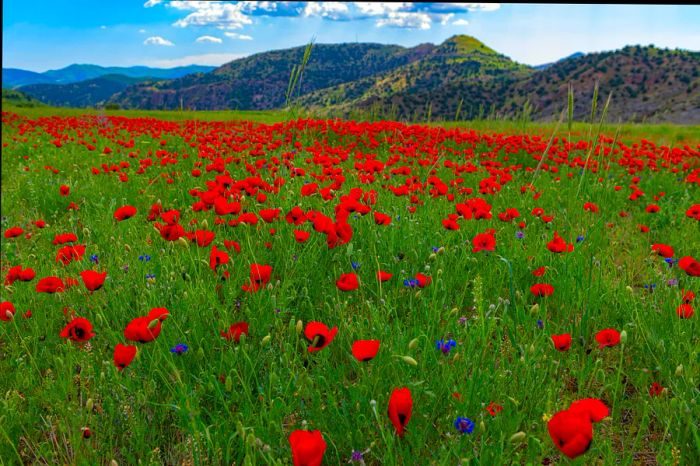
[1,109,699,465]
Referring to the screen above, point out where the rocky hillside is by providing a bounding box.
[19,75,155,108]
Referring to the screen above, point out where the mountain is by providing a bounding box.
[18,74,156,108]
[298,35,532,120]
[2,64,216,88]
[2,88,45,107]
[501,45,700,123]
[534,52,584,70]
[111,42,436,110]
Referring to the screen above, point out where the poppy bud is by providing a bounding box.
[453,352,460,362]
[408,338,419,350]
[110,460,119,466]
[246,432,256,447]
[510,431,526,443]
[296,320,303,334]
[225,375,233,392]
[124,244,131,252]
[201,219,208,229]
[86,398,94,412]
[261,335,271,345]
[147,318,160,329]
[619,330,628,344]
[530,303,539,314]
[626,286,634,292]
[177,237,189,248]
[82,227,91,237]
[429,253,436,261]
[401,355,418,366]
[479,420,486,432]
[675,364,683,376]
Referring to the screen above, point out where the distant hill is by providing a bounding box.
[534,52,584,70]
[18,74,156,108]
[2,64,216,88]
[111,42,435,110]
[501,45,700,124]
[2,89,46,107]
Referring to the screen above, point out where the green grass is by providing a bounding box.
[1,108,699,465]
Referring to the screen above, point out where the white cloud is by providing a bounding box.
[461,3,501,12]
[149,53,248,68]
[453,18,470,26]
[377,12,432,30]
[354,2,411,16]
[169,1,253,29]
[100,25,107,30]
[225,32,254,41]
[143,0,162,7]
[138,28,147,33]
[196,35,223,44]
[303,2,351,20]
[144,36,174,46]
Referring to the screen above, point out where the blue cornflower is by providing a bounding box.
[432,246,440,253]
[643,283,657,291]
[516,231,525,239]
[350,451,364,462]
[454,417,475,434]
[576,235,585,243]
[664,257,677,267]
[139,255,151,262]
[537,319,544,329]
[435,339,457,354]
[170,343,188,355]
[146,273,156,281]
[351,261,361,270]
[668,278,679,286]
[89,254,99,264]
[403,278,419,288]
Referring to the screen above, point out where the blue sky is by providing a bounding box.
[3,2,699,71]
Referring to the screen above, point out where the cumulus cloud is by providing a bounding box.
[149,53,248,68]
[196,35,223,43]
[225,32,254,41]
[147,2,501,30]
[303,2,351,20]
[143,0,162,7]
[453,19,470,26]
[144,36,174,46]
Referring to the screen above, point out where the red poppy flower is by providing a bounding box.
[60,317,95,342]
[210,245,230,272]
[388,387,413,437]
[645,204,660,213]
[336,272,359,291]
[114,205,137,221]
[304,322,338,352]
[221,322,249,342]
[223,240,241,253]
[124,308,169,343]
[547,409,594,459]
[242,263,272,292]
[5,265,36,285]
[286,206,307,225]
[80,270,106,291]
[53,232,78,245]
[547,231,574,253]
[374,212,392,225]
[114,343,137,370]
[160,210,181,225]
[59,184,70,196]
[679,256,700,277]
[34,219,46,228]
[649,382,664,397]
[4,226,24,238]
[686,204,700,220]
[1,302,16,321]
[351,340,380,361]
[681,290,695,303]
[551,333,572,352]
[595,328,621,348]
[294,230,310,243]
[472,230,496,253]
[415,273,431,288]
[532,266,547,277]
[18,267,36,281]
[583,202,599,213]
[377,270,393,282]
[530,283,554,297]
[36,276,66,293]
[485,401,503,417]
[289,429,326,466]
[568,398,609,423]
[638,224,650,233]
[676,303,694,319]
[194,230,215,247]
[651,244,674,258]
[259,208,281,223]
[56,245,86,265]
